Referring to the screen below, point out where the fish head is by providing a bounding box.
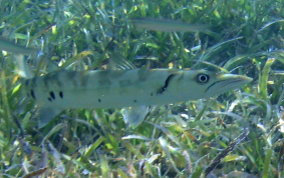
[188,70,252,98]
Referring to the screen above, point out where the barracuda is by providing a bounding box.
[24,69,252,127]
[0,37,252,127]
[131,18,210,33]
[0,37,38,55]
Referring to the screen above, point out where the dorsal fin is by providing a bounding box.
[108,52,136,70]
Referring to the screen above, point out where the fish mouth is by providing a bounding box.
[205,74,252,95]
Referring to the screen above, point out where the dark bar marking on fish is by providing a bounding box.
[48,72,62,87]
[138,69,149,81]
[133,99,137,103]
[80,74,89,86]
[67,71,78,87]
[119,80,132,87]
[43,76,51,88]
[67,71,77,79]
[31,78,37,88]
[98,98,101,103]
[49,91,55,100]
[157,74,176,94]
[54,78,63,88]
[98,78,111,86]
[25,80,30,86]
[30,89,36,99]
[59,91,64,98]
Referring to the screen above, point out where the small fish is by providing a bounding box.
[0,37,39,55]
[14,54,35,79]
[24,69,252,127]
[131,18,210,33]
[0,38,42,79]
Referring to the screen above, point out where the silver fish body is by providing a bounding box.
[0,37,38,55]
[131,18,210,33]
[24,69,252,127]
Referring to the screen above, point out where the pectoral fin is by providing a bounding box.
[38,107,62,128]
[121,106,149,128]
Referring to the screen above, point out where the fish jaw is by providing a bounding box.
[204,73,252,98]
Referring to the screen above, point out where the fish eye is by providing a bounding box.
[196,73,210,84]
